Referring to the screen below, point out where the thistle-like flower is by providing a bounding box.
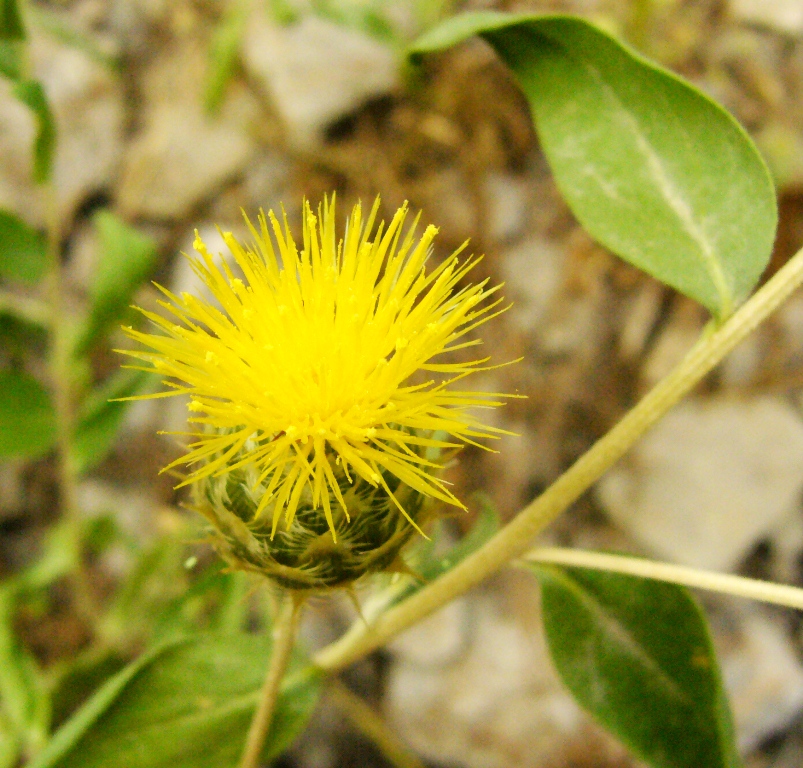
[121,197,511,589]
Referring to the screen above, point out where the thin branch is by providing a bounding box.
[313,244,803,674]
[522,547,803,610]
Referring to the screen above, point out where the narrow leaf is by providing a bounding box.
[410,12,777,320]
[29,634,322,768]
[0,370,56,459]
[0,587,50,762]
[74,211,157,355]
[0,0,24,40]
[524,561,740,768]
[0,209,47,284]
[73,368,156,474]
[12,81,55,184]
[0,41,22,78]
[204,0,249,114]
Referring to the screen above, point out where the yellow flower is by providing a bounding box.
[121,197,510,541]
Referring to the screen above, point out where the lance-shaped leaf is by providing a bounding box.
[524,561,740,768]
[12,81,55,184]
[28,634,322,768]
[411,12,777,320]
[0,370,56,459]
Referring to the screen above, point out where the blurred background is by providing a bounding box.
[3,0,803,766]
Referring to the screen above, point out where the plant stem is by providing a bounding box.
[44,184,98,623]
[313,244,803,674]
[328,679,427,768]
[522,548,803,610]
[239,589,300,768]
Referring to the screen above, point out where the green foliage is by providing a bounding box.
[74,211,157,356]
[0,587,49,768]
[410,12,777,320]
[29,634,323,768]
[0,40,21,78]
[525,562,740,768]
[0,209,47,284]
[0,369,56,459]
[204,0,249,114]
[12,80,55,184]
[0,0,24,41]
[73,368,155,475]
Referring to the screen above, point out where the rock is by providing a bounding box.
[597,396,803,571]
[117,38,257,220]
[0,31,124,227]
[242,12,399,151]
[714,604,803,752]
[501,236,566,334]
[729,0,803,35]
[485,172,530,244]
[386,584,638,768]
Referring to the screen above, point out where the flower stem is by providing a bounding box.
[313,244,803,674]
[239,589,301,768]
[44,184,98,624]
[328,679,427,768]
[521,548,803,610]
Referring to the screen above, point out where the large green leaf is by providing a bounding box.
[74,211,157,355]
[524,562,739,768]
[0,369,55,459]
[29,634,322,768]
[0,209,47,284]
[411,12,777,320]
[12,81,55,184]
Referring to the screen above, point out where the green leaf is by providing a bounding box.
[204,0,249,114]
[410,12,777,320]
[29,634,323,768]
[0,40,22,78]
[0,0,24,40]
[524,561,740,768]
[0,587,50,764]
[12,80,55,184]
[0,369,55,459]
[74,211,157,356]
[73,368,156,475]
[0,209,47,284]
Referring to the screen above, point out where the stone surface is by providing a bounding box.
[729,0,803,35]
[501,236,566,334]
[386,584,638,768]
[242,12,399,151]
[715,604,803,752]
[117,38,257,220]
[0,32,124,227]
[597,396,803,571]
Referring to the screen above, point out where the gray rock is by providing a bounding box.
[485,172,530,244]
[715,604,803,752]
[597,396,803,571]
[0,31,124,227]
[501,236,566,334]
[242,13,399,151]
[729,0,803,35]
[117,39,257,220]
[386,584,637,768]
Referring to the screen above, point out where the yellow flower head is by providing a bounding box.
[122,197,510,541]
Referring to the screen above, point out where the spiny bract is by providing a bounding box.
[121,197,510,550]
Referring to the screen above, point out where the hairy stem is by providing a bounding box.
[522,548,803,610]
[314,244,803,674]
[240,590,300,768]
[328,680,427,768]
